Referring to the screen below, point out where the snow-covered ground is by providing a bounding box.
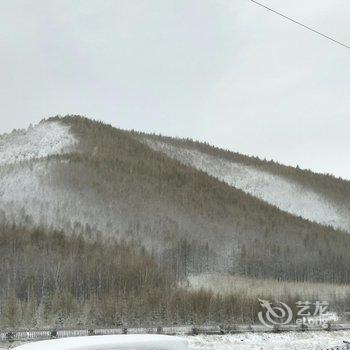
[186,331,350,349]
[4,332,350,350]
[0,121,76,166]
[145,139,350,232]
[13,335,187,350]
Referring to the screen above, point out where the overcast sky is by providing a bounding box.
[0,0,349,179]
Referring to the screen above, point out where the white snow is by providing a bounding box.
[0,121,76,166]
[186,331,350,349]
[0,160,173,242]
[0,162,121,235]
[14,334,188,350]
[145,140,350,232]
[10,332,350,350]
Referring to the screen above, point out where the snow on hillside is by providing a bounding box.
[145,140,350,232]
[0,162,125,236]
[0,160,178,246]
[0,121,76,166]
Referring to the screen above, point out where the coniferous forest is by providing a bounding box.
[1,116,350,328]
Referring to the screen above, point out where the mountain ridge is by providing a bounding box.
[139,132,350,232]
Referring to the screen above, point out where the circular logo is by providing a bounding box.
[258,299,293,328]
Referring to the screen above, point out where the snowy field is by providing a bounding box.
[187,273,350,302]
[185,331,350,350]
[13,335,187,350]
[2,332,350,350]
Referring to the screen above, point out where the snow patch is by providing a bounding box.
[145,140,350,232]
[0,161,175,245]
[0,121,76,166]
[0,162,121,235]
[186,331,350,349]
[12,332,350,350]
[14,334,188,350]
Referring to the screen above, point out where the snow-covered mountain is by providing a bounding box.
[1,116,350,283]
[0,121,77,166]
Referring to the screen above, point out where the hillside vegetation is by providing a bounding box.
[1,115,350,327]
[0,224,269,328]
[1,116,350,285]
[140,131,350,206]
[141,135,350,232]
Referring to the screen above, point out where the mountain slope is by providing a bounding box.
[141,136,350,232]
[0,121,76,166]
[1,116,350,283]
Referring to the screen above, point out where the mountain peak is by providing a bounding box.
[0,119,76,166]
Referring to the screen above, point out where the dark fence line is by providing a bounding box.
[2,323,350,343]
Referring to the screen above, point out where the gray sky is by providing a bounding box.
[1,0,349,179]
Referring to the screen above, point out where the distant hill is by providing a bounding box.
[1,115,350,284]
